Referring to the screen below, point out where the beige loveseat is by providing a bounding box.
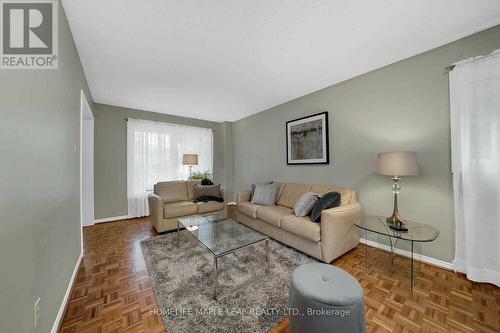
[236,183,361,263]
[148,180,226,233]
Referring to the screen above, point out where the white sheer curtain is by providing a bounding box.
[450,50,500,287]
[127,119,213,217]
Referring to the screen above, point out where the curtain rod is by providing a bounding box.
[444,49,500,73]
[124,117,214,131]
[444,65,455,72]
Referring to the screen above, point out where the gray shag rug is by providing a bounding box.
[140,230,317,333]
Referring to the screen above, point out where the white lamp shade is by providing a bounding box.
[183,154,198,165]
[377,151,418,176]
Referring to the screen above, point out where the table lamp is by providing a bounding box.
[183,154,198,178]
[377,151,418,231]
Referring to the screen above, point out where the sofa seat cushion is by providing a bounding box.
[256,205,293,227]
[238,202,260,218]
[281,215,321,242]
[163,201,197,218]
[197,201,225,214]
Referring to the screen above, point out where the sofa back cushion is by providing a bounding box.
[154,181,188,203]
[309,185,356,206]
[277,183,311,208]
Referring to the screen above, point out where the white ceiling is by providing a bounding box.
[63,0,500,122]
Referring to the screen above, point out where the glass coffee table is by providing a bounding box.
[355,216,439,290]
[177,213,270,300]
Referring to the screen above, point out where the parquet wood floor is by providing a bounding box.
[59,218,500,333]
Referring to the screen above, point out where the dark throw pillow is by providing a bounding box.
[310,191,341,222]
[193,184,221,200]
[201,178,213,185]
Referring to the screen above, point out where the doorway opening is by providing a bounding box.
[80,90,94,231]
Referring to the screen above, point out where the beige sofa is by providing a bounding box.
[148,180,226,232]
[236,183,361,263]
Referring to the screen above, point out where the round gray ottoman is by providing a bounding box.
[289,263,365,333]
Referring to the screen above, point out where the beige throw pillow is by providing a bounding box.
[293,192,319,217]
[251,183,280,206]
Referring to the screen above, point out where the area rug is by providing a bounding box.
[140,230,318,333]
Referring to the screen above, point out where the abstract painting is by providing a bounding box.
[286,112,329,164]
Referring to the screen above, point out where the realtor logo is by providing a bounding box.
[1,0,58,69]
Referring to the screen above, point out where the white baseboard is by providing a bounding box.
[94,215,131,223]
[50,252,83,333]
[360,238,454,271]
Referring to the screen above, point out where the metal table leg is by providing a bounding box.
[213,255,219,300]
[176,220,180,245]
[410,241,414,291]
[265,239,270,273]
[388,236,395,273]
[211,238,270,301]
[392,238,400,273]
[365,229,368,273]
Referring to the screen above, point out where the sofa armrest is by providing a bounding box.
[236,191,251,203]
[148,194,163,230]
[320,202,362,263]
[220,189,227,201]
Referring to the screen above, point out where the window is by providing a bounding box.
[127,119,213,217]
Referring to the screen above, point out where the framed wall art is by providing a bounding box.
[286,111,329,165]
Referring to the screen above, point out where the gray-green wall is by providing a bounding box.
[231,25,500,263]
[93,103,230,219]
[0,2,92,333]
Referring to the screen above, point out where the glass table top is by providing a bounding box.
[178,213,268,256]
[355,216,439,242]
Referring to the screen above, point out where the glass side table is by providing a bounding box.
[355,216,439,291]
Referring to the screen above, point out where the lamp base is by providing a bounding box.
[386,212,408,231]
[389,224,408,232]
[386,211,405,224]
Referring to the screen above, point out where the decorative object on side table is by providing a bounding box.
[377,151,418,231]
[183,153,198,178]
[286,111,329,165]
